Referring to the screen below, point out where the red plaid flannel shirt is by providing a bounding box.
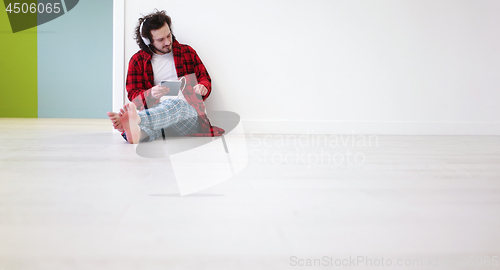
[126,39,224,137]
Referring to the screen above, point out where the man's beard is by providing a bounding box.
[153,45,172,54]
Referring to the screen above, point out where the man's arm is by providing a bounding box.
[189,47,212,100]
[126,53,161,110]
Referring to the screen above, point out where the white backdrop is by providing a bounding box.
[116,0,500,135]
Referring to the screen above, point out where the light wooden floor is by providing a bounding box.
[1,118,499,270]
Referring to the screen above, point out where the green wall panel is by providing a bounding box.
[0,1,38,118]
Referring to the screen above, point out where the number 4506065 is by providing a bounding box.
[6,3,61,14]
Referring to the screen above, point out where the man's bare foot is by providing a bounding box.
[107,111,124,132]
[120,103,142,144]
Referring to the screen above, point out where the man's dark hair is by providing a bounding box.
[134,10,175,52]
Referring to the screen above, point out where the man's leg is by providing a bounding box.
[168,101,200,136]
[137,99,199,141]
[110,99,199,144]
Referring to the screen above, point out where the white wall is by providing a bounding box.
[120,0,500,135]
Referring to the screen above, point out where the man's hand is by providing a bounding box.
[151,85,170,99]
[194,84,208,96]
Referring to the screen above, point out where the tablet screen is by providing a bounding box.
[160,80,181,96]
